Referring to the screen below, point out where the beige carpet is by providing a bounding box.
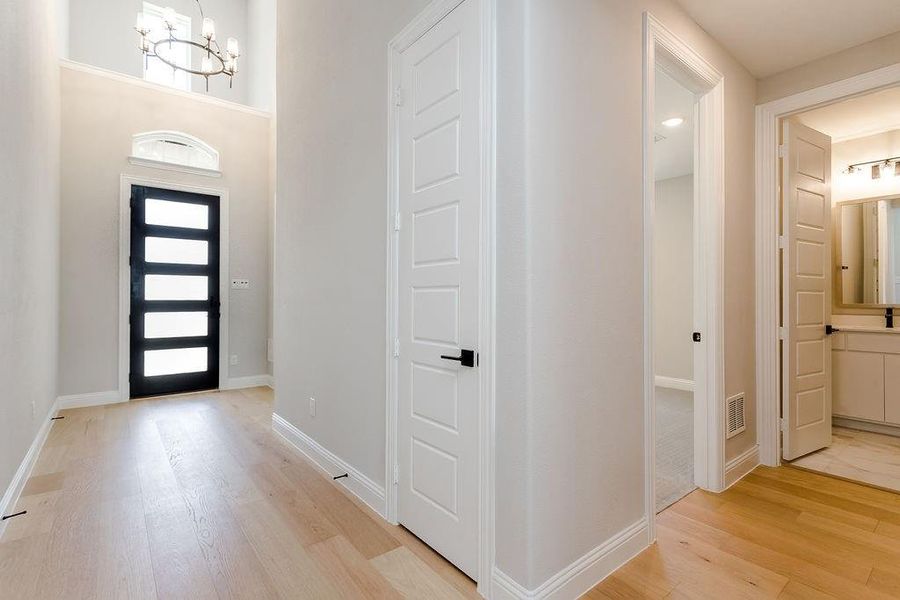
[655,386,695,511]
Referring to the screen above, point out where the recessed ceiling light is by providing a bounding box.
[662,117,684,128]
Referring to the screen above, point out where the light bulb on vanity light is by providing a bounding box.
[662,117,684,128]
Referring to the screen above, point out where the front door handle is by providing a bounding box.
[440,349,477,367]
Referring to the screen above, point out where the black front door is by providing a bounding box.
[129,185,220,398]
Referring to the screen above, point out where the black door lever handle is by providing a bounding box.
[440,349,477,367]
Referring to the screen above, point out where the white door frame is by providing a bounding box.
[643,12,726,538]
[384,0,496,593]
[118,174,231,401]
[755,64,900,466]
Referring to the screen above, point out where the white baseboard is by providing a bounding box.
[272,413,385,518]
[491,519,649,599]
[0,399,59,539]
[223,374,274,390]
[833,416,900,438]
[57,390,124,410]
[654,376,695,392]
[724,444,759,489]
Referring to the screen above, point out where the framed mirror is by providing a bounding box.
[834,195,900,307]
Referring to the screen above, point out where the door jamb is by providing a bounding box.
[384,0,496,593]
[643,12,726,539]
[755,64,900,467]
[118,174,230,401]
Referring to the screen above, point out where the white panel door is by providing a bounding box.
[396,0,481,579]
[782,119,832,461]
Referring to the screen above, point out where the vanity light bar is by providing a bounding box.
[845,155,900,177]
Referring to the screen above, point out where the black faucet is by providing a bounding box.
[887,307,894,329]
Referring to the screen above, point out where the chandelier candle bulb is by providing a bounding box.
[202,17,216,41]
[162,7,177,28]
[201,56,214,74]
[226,37,240,57]
[135,12,148,34]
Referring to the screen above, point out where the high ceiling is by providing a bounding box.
[796,86,900,141]
[674,0,900,78]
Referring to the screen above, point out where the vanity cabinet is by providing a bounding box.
[832,331,900,426]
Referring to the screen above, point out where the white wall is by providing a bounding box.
[494,0,758,588]
[654,175,694,382]
[68,0,266,107]
[58,64,272,396]
[247,0,275,112]
[274,0,431,492]
[0,0,61,496]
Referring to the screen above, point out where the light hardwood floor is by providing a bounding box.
[790,426,900,494]
[0,387,479,599]
[587,465,900,599]
[8,389,900,599]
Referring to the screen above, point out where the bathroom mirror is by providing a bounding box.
[835,195,900,307]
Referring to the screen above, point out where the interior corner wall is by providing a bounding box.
[58,65,272,396]
[495,0,758,589]
[274,0,431,490]
[757,30,900,104]
[0,0,61,496]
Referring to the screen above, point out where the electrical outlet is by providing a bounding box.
[230,354,238,366]
[231,278,250,290]
[309,397,316,417]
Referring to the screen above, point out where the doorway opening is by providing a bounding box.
[652,66,697,511]
[643,13,726,535]
[759,82,900,493]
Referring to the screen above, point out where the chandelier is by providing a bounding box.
[135,0,240,91]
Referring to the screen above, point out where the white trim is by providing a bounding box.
[119,175,230,401]
[755,62,900,467]
[654,376,695,392]
[385,0,496,595]
[272,413,386,517]
[0,399,59,539]
[489,520,649,599]
[833,416,900,437]
[723,444,760,489]
[222,374,273,390]
[127,157,222,178]
[643,12,727,548]
[58,391,125,410]
[60,59,272,119]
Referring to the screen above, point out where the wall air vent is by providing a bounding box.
[726,393,746,439]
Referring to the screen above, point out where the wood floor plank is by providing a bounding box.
[370,546,468,599]
[307,535,403,598]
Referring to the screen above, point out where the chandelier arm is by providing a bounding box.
[149,38,226,76]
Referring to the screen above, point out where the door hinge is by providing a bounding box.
[393,87,405,108]
[778,235,785,249]
[393,464,399,485]
[394,212,402,231]
[778,326,786,340]
[692,332,702,343]
[393,338,400,358]
[777,144,786,158]
[780,417,786,432]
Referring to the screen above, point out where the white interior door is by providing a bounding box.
[782,119,832,461]
[396,0,481,579]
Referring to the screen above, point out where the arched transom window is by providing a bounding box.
[130,131,220,176]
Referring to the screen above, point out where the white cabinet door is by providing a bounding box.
[833,351,884,422]
[782,120,833,460]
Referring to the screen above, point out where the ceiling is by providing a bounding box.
[654,67,694,181]
[796,85,900,141]
[674,0,900,78]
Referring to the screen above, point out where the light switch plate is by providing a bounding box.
[231,279,250,290]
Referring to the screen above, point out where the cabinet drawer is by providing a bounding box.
[885,355,900,425]
[833,351,885,421]
[846,333,900,354]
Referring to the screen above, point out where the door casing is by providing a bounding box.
[642,12,727,543]
[385,0,496,593]
[755,63,900,467]
[119,174,230,401]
